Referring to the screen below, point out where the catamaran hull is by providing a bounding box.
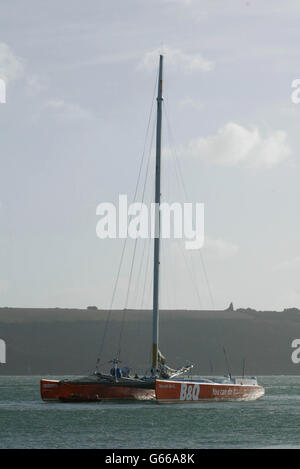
[155,379,265,403]
[40,379,155,402]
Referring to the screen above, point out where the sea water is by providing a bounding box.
[0,375,299,449]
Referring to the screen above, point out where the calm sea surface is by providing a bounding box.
[0,375,299,449]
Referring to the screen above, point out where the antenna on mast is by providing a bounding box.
[223,347,232,380]
[242,357,246,378]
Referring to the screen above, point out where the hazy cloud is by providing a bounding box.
[44,98,93,122]
[202,236,239,261]
[178,97,203,111]
[0,281,9,293]
[25,74,46,96]
[163,0,193,5]
[276,256,300,271]
[186,122,291,169]
[139,45,214,73]
[0,42,23,82]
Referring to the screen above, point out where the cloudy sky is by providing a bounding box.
[1,0,300,311]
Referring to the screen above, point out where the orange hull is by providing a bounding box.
[41,379,155,402]
[155,379,265,403]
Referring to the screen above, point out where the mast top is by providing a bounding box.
[157,55,163,101]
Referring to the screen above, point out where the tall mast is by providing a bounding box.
[152,54,163,376]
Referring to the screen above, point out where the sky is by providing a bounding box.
[1,0,300,311]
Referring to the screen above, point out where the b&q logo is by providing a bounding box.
[0,78,6,103]
[0,339,6,363]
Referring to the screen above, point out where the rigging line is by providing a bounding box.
[163,93,227,373]
[141,232,152,310]
[133,235,152,357]
[136,232,151,308]
[141,186,155,310]
[164,105,229,372]
[132,239,147,308]
[175,238,203,308]
[127,118,156,308]
[135,230,154,363]
[163,102,215,310]
[163,105,188,200]
[122,115,155,306]
[124,120,154,309]
[134,171,156,306]
[116,109,156,359]
[198,252,215,309]
[96,69,158,367]
[162,105,203,309]
[147,265,154,310]
[133,177,155,309]
[96,238,127,367]
[141,234,154,311]
[161,240,172,310]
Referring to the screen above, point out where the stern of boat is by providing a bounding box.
[40,379,61,401]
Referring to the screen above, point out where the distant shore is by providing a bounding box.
[0,305,300,375]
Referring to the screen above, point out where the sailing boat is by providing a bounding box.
[40,55,264,403]
[40,55,189,402]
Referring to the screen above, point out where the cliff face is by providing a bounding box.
[0,307,300,375]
